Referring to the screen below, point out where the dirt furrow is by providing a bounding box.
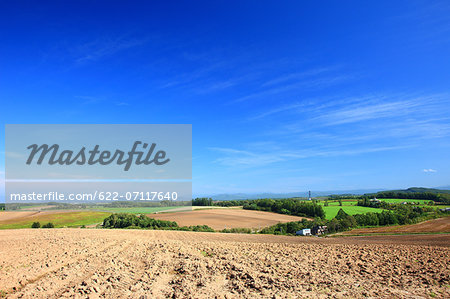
[6,240,128,298]
[0,229,448,298]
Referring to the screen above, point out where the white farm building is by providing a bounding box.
[296,228,311,236]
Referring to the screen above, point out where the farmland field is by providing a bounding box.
[340,216,450,235]
[317,200,384,219]
[379,198,431,204]
[377,198,450,209]
[147,208,308,230]
[317,198,450,219]
[0,229,448,298]
[0,211,111,229]
[322,205,384,219]
[86,206,183,214]
[13,204,186,214]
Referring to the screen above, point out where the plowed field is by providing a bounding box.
[147,209,307,230]
[0,229,448,298]
[340,217,450,235]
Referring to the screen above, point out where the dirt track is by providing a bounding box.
[0,229,448,298]
[0,211,82,224]
[148,209,307,230]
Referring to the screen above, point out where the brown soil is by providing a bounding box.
[0,229,448,298]
[0,211,40,222]
[341,217,450,235]
[147,209,308,230]
[0,210,82,225]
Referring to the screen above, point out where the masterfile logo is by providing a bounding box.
[26,141,170,171]
[5,124,192,206]
[6,124,191,180]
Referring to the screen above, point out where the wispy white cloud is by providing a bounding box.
[232,75,351,103]
[158,55,345,99]
[211,147,285,167]
[423,168,437,173]
[263,93,450,142]
[384,118,450,139]
[74,96,131,107]
[73,37,147,65]
[261,66,340,87]
[158,53,266,94]
[209,144,410,168]
[249,102,308,120]
[249,95,373,123]
[392,1,450,46]
[313,95,442,126]
[193,74,260,94]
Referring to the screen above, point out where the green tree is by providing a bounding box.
[335,208,349,220]
[192,197,213,206]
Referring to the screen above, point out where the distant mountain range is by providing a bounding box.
[436,185,450,190]
[199,189,381,201]
[371,187,450,194]
[201,186,450,201]
[1,186,449,203]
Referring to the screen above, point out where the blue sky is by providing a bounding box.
[1,1,450,196]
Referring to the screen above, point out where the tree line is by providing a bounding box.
[192,198,250,207]
[192,197,325,218]
[242,198,325,218]
[192,198,214,206]
[326,191,450,203]
[102,213,214,232]
[261,205,443,235]
[31,222,54,228]
[371,191,449,202]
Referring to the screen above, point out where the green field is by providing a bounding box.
[378,198,450,209]
[0,211,111,229]
[379,198,430,204]
[317,199,384,219]
[0,206,186,230]
[322,205,384,220]
[317,198,449,219]
[1,198,446,229]
[433,205,450,209]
